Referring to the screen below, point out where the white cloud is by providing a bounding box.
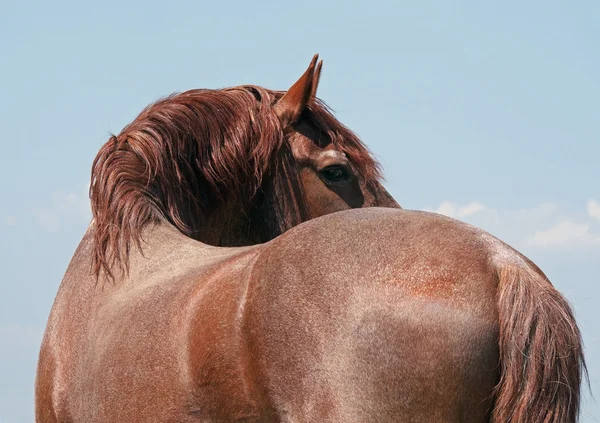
[527,221,600,248]
[457,201,487,217]
[433,201,457,217]
[588,199,600,220]
[431,201,488,218]
[3,216,17,227]
[424,200,600,251]
[35,184,91,233]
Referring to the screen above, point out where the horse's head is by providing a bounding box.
[270,55,399,223]
[90,55,399,278]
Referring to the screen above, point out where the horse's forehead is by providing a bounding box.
[289,133,347,165]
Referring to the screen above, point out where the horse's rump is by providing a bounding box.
[238,208,498,421]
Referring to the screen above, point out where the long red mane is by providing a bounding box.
[90,86,381,278]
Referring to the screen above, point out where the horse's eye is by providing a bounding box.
[320,166,350,183]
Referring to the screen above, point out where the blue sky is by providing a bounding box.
[1,1,598,421]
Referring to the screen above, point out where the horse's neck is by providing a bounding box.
[135,220,210,256]
[197,205,264,247]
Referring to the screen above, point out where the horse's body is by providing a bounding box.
[38,210,499,422]
[36,57,584,422]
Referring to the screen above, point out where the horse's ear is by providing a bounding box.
[275,54,323,128]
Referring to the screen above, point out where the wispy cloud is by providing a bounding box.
[35,184,91,233]
[424,200,600,251]
[527,221,600,248]
[588,200,600,221]
[433,201,488,218]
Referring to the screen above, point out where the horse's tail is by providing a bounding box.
[491,264,586,423]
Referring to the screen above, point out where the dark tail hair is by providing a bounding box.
[491,265,586,422]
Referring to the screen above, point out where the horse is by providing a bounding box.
[35,55,585,422]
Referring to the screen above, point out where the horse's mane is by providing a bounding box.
[90,86,381,278]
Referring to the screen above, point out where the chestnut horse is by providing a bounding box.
[36,56,584,422]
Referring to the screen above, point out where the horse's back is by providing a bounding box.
[245,208,503,422]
